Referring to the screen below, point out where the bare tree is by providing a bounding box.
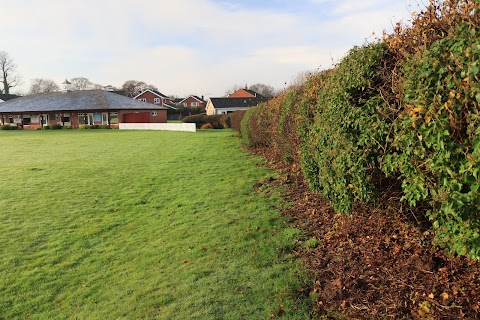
[28,78,60,94]
[70,77,94,90]
[225,84,243,97]
[102,84,118,91]
[121,80,158,97]
[249,83,276,98]
[91,83,104,90]
[0,51,21,94]
[225,83,276,98]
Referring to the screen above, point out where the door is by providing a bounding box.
[41,114,49,126]
[102,112,108,125]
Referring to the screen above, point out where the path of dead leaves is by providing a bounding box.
[252,148,479,319]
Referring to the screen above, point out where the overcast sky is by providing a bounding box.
[2,0,422,98]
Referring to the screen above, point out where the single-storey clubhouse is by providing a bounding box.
[0,90,168,129]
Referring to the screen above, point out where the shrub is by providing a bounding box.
[90,125,101,129]
[383,22,480,259]
[43,125,50,130]
[183,114,208,128]
[182,114,225,129]
[50,124,63,130]
[0,125,18,130]
[101,125,112,129]
[207,115,225,129]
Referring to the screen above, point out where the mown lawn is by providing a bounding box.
[0,129,310,319]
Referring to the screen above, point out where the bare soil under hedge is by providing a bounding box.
[251,147,480,319]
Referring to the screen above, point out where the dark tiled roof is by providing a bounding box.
[245,89,264,99]
[172,98,184,104]
[0,90,168,113]
[179,95,205,104]
[192,95,205,102]
[0,94,19,102]
[151,90,169,98]
[134,89,169,99]
[209,97,266,109]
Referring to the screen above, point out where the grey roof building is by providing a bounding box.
[0,90,168,128]
[0,90,167,113]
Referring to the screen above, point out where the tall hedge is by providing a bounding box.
[239,0,480,259]
[300,43,391,213]
[384,22,480,258]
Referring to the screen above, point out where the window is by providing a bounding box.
[151,111,157,116]
[183,102,187,107]
[62,115,70,123]
[23,115,31,125]
[139,98,147,102]
[8,115,14,124]
[31,115,40,123]
[78,113,90,125]
[51,114,57,120]
[109,112,118,124]
[191,102,199,107]
[154,98,160,104]
[93,113,102,122]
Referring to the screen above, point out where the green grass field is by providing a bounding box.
[0,129,310,319]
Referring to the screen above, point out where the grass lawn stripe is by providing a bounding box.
[0,130,310,319]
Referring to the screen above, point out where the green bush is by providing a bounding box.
[384,23,480,259]
[43,125,51,130]
[183,114,207,128]
[300,43,391,213]
[182,114,225,129]
[0,125,19,130]
[50,124,63,130]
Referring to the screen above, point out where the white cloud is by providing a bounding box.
[2,0,421,97]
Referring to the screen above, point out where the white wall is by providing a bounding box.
[119,123,196,132]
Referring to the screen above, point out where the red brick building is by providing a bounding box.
[178,95,206,112]
[134,89,171,106]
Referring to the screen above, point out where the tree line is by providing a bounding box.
[1,50,277,98]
